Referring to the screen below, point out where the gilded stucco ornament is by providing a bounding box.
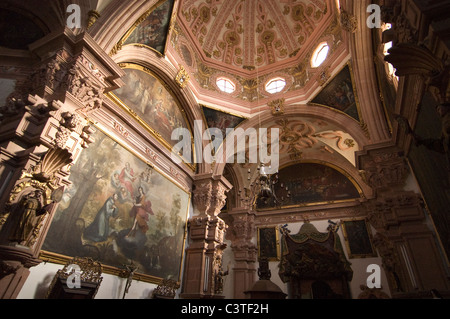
[268,98,285,116]
[87,10,100,30]
[339,9,357,33]
[175,65,190,88]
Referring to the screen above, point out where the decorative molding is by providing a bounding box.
[358,147,409,191]
[358,285,390,299]
[268,98,285,116]
[340,9,357,33]
[364,191,423,235]
[112,121,130,139]
[87,10,101,31]
[175,65,190,88]
[318,66,331,86]
[193,177,230,217]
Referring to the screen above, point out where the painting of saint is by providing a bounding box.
[201,105,246,139]
[310,64,360,122]
[110,65,192,158]
[122,0,175,55]
[42,128,190,282]
[341,219,377,258]
[83,193,119,242]
[256,163,361,210]
[257,227,280,261]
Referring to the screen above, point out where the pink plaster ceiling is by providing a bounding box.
[178,0,330,72]
[168,0,348,113]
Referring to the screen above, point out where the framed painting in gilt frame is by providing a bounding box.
[41,126,191,284]
[309,62,362,123]
[107,63,195,171]
[200,104,247,139]
[257,226,281,261]
[255,161,362,211]
[341,218,377,259]
[114,0,176,57]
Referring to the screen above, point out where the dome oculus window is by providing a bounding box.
[265,78,286,94]
[216,78,236,94]
[311,43,329,68]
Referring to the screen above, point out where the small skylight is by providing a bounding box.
[311,42,329,68]
[216,78,236,93]
[265,78,286,94]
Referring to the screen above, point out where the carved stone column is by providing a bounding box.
[349,0,392,142]
[358,145,450,297]
[0,27,123,299]
[180,174,231,299]
[381,0,450,167]
[226,209,258,299]
[366,191,449,295]
[372,1,450,296]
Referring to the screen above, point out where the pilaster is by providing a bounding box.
[227,210,258,299]
[180,174,231,299]
[0,28,123,299]
[358,145,450,297]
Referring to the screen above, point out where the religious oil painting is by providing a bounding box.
[109,63,193,164]
[310,63,361,122]
[256,162,361,210]
[201,105,247,139]
[122,0,175,55]
[257,226,281,261]
[341,219,377,259]
[42,128,191,283]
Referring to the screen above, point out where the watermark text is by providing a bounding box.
[66,4,81,29]
[366,264,381,289]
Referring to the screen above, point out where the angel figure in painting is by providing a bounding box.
[126,186,154,238]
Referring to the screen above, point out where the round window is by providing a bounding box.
[265,78,286,94]
[216,78,236,94]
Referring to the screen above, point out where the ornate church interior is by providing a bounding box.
[0,0,449,300]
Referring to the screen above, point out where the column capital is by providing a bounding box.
[192,174,232,217]
[356,143,409,192]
